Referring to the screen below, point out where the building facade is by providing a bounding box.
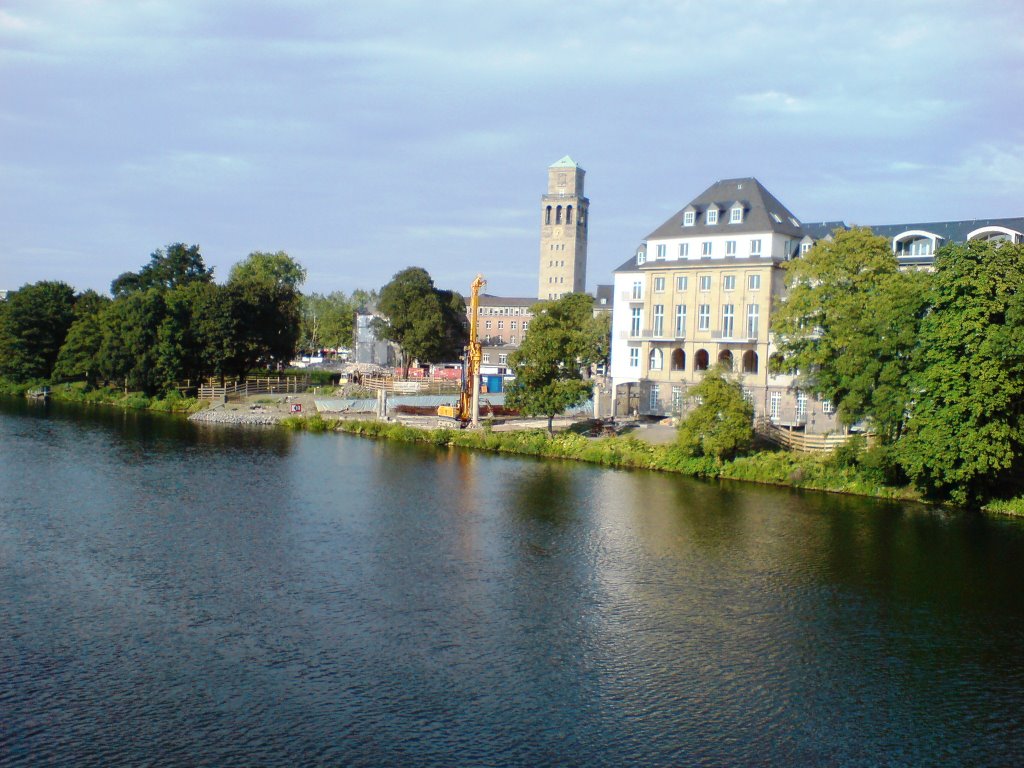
[538,156,589,300]
[610,177,1024,433]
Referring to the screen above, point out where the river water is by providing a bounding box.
[3,399,1024,767]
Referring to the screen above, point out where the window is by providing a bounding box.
[672,386,683,414]
[509,335,516,344]
[702,241,713,257]
[522,322,529,331]
[483,354,491,364]
[653,305,664,336]
[748,274,761,290]
[750,239,762,256]
[698,304,710,331]
[679,243,689,258]
[654,277,666,292]
[498,353,508,365]
[656,244,667,259]
[674,304,686,337]
[723,274,736,291]
[706,209,718,225]
[637,249,646,265]
[630,307,642,336]
[796,392,808,419]
[629,347,639,368]
[746,304,759,338]
[730,206,743,223]
[722,304,735,338]
[649,349,663,371]
[676,275,688,291]
[801,242,812,254]
[822,399,834,415]
[632,281,642,300]
[683,210,695,226]
[770,391,781,420]
[497,320,504,330]
[726,240,737,256]
[510,321,518,330]
[649,384,660,411]
[485,320,492,330]
[699,275,711,292]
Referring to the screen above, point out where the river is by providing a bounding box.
[3,398,1024,766]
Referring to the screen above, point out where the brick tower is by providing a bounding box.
[538,156,589,299]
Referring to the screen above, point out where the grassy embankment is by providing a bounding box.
[0,377,204,413]
[280,415,926,502]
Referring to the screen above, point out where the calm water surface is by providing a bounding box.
[2,399,1024,766]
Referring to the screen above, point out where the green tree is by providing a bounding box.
[0,281,77,382]
[676,365,754,460]
[374,267,467,376]
[96,289,167,394]
[300,291,356,352]
[505,293,609,434]
[772,227,928,442]
[227,250,306,290]
[217,255,303,380]
[111,243,214,297]
[53,291,111,385]
[896,240,1024,505]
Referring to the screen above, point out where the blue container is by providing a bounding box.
[487,375,503,393]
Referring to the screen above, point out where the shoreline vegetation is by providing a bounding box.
[5,378,1023,517]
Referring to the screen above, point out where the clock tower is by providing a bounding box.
[538,156,589,300]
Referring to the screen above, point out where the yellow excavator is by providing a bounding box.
[438,274,486,427]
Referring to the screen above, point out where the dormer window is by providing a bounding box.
[730,206,743,224]
[637,249,646,265]
[706,208,719,225]
[683,210,695,227]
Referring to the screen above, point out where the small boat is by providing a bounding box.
[26,386,51,401]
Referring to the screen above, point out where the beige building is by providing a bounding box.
[610,177,840,433]
[538,156,589,299]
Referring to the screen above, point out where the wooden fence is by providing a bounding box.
[755,418,857,453]
[198,375,311,402]
[359,376,462,396]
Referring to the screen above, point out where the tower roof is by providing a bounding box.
[550,155,579,168]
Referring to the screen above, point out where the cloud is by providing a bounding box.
[736,91,809,114]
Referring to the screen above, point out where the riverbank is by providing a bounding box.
[275,415,922,503]
[0,379,205,413]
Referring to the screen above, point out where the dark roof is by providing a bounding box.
[645,177,806,240]
[862,217,1024,242]
[801,221,849,240]
[478,294,537,308]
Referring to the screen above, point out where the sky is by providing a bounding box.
[2,0,1023,298]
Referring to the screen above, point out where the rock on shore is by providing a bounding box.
[188,407,283,426]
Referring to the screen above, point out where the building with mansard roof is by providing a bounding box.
[610,177,1022,432]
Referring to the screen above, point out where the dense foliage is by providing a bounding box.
[774,234,1024,505]
[505,293,610,434]
[676,366,754,460]
[373,267,467,374]
[1,245,305,395]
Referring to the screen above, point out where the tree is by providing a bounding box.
[374,267,468,376]
[111,243,214,297]
[53,291,111,386]
[771,227,928,442]
[676,365,754,460]
[96,289,167,394]
[300,292,356,352]
[217,257,303,380]
[0,281,77,382]
[505,293,609,434]
[227,250,306,290]
[896,240,1024,505]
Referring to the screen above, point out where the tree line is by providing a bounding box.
[0,245,379,395]
[769,229,1024,506]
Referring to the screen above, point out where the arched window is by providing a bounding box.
[718,350,733,370]
[742,350,758,373]
[566,205,573,225]
[671,348,685,371]
[545,206,552,225]
[649,348,664,370]
[556,206,563,224]
[695,349,710,371]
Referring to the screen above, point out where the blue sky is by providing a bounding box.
[2,0,1022,298]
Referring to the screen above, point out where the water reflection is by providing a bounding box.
[4,400,1024,766]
